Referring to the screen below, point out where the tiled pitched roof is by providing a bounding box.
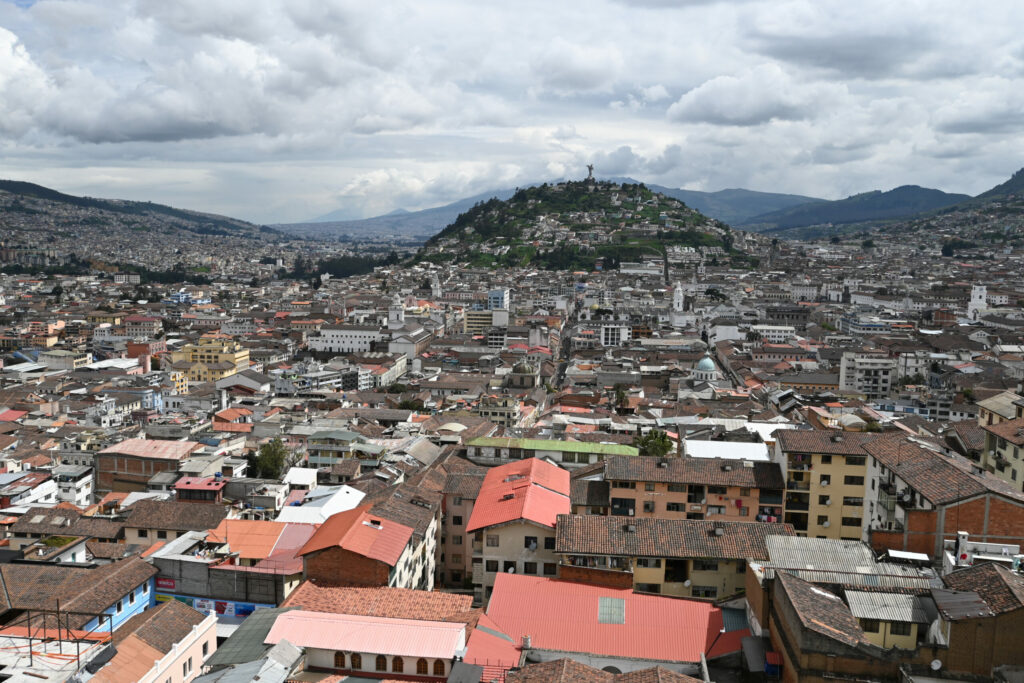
[776,571,867,649]
[124,499,229,532]
[982,417,1024,446]
[443,472,487,498]
[863,437,1024,505]
[942,563,1024,615]
[111,599,207,653]
[282,582,474,622]
[776,429,878,455]
[11,506,123,541]
[555,514,793,560]
[603,455,784,489]
[949,420,986,452]
[571,479,610,507]
[0,558,157,628]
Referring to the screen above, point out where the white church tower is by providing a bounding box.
[673,281,685,312]
[388,294,406,330]
[968,284,987,321]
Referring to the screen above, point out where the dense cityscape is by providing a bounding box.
[3,1,1024,681]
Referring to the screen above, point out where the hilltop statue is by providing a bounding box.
[586,164,594,180]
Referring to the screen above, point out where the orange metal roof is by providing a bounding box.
[466,458,570,532]
[298,504,412,566]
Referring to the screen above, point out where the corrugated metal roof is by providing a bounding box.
[466,459,570,532]
[485,574,721,663]
[264,610,465,658]
[845,591,930,623]
[466,436,638,456]
[765,536,877,572]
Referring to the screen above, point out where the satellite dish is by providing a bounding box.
[684,579,692,587]
[930,660,942,671]
[507,566,515,573]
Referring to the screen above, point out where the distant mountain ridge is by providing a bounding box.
[740,184,971,232]
[0,179,269,237]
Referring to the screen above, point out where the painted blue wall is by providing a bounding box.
[83,577,156,633]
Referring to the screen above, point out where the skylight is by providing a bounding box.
[598,597,625,624]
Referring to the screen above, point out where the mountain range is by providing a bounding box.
[278,168,1023,239]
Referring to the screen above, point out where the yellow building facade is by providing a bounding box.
[170,335,250,383]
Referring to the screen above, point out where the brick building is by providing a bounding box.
[95,438,203,493]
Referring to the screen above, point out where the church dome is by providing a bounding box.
[512,361,535,374]
[695,354,716,373]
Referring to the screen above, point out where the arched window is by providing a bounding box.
[376,655,387,672]
[393,657,404,673]
[417,658,428,674]
[433,659,446,676]
[350,653,362,669]
[333,652,345,669]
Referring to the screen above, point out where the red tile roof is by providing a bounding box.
[466,458,570,532]
[282,582,473,621]
[98,438,202,461]
[298,504,412,566]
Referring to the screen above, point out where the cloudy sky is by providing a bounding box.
[2,0,1023,224]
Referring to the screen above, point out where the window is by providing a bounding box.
[635,557,661,568]
[376,655,387,672]
[524,536,538,549]
[434,660,446,676]
[890,621,912,636]
[452,535,463,545]
[612,481,636,489]
[393,657,404,673]
[820,455,832,464]
[452,515,463,526]
[707,505,725,516]
[844,476,864,486]
[740,488,751,496]
[692,585,717,598]
[693,559,719,572]
[818,495,830,505]
[817,515,829,525]
[351,653,362,669]
[129,590,135,605]
[453,496,463,506]
[334,651,346,668]
[668,484,686,493]
[860,619,880,633]
[819,475,831,486]
[842,517,861,527]
[843,497,863,507]
[636,582,661,593]
[543,563,557,575]
[707,486,727,495]
[665,559,688,583]
[138,529,148,538]
[739,506,749,516]
[503,561,516,573]
[643,501,655,513]
[451,554,462,564]
[203,641,209,657]
[116,600,123,614]
[736,560,747,573]
[417,658,428,675]
[157,530,167,540]
[523,562,538,574]
[544,537,556,550]
[486,534,499,547]
[666,502,684,512]
[846,455,866,467]
[645,483,655,491]
[486,560,498,572]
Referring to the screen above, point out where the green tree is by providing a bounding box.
[253,438,289,479]
[633,429,673,458]
[861,239,874,249]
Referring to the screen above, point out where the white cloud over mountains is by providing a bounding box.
[0,0,1022,223]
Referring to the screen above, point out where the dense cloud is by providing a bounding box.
[0,0,1022,222]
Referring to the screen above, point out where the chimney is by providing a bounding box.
[521,635,532,649]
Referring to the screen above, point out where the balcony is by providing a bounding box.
[879,481,897,495]
[789,462,811,472]
[787,481,810,491]
[785,500,809,512]
[759,492,783,505]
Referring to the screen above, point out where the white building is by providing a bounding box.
[308,325,385,354]
[839,351,896,399]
